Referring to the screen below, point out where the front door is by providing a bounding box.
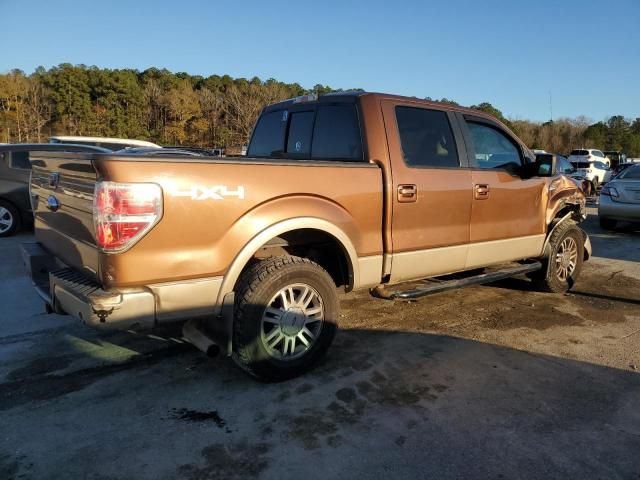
[382,100,473,283]
[458,115,547,268]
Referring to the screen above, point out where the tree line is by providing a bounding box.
[1,64,639,157]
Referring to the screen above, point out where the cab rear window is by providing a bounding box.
[248,104,363,161]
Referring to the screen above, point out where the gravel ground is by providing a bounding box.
[1,209,639,479]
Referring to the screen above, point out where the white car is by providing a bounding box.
[569,159,611,189]
[48,136,161,151]
[568,148,611,167]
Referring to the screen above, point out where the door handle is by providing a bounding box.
[474,184,490,200]
[397,184,417,202]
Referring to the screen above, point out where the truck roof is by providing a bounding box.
[264,91,505,122]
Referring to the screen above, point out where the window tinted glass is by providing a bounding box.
[570,149,589,156]
[558,157,574,174]
[9,151,31,170]
[395,107,459,168]
[287,111,314,156]
[619,165,640,179]
[467,122,521,170]
[312,105,362,160]
[572,161,591,169]
[247,111,286,157]
[594,161,608,170]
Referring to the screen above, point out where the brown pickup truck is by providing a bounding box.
[22,92,591,380]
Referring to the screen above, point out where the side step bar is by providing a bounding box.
[372,262,542,300]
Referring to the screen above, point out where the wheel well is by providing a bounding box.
[238,228,352,290]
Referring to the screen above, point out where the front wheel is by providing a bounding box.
[232,256,339,381]
[532,221,584,293]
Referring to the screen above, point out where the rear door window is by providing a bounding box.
[9,151,31,170]
[395,106,459,168]
[247,111,286,157]
[286,111,314,156]
[311,105,362,160]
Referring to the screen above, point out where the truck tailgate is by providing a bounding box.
[30,152,99,277]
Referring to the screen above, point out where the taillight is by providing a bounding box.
[94,182,163,253]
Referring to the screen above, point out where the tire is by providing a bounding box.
[0,200,21,237]
[232,256,339,381]
[591,178,599,191]
[599,217,617,230]
[532,221,584,293]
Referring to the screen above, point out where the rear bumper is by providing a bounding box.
[598,197,640,222]
[20,243,229,344]
[21,242,156,329]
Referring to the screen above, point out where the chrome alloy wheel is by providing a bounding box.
[555,236,578,281]
[260,283,324,360]
[0,206,14,234]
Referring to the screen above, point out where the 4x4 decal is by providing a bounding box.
[170,185,245,200]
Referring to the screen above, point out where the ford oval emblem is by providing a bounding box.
[46,195,60,212]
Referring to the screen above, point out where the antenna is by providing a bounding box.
[549,91,553,122]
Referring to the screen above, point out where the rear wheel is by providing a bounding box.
[591,178,599,192]
[532,221,584,293]
[232,256,339,381]
[0,200,20,237]
[599,217,617,230]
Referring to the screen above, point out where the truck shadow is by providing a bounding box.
[2,322,640,478]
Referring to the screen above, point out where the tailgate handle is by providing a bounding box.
[398,184,417,202]
[474,184,490,200]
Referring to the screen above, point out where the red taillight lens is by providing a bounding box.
[94,182,162,252]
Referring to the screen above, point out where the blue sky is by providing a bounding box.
[2,0,639,122]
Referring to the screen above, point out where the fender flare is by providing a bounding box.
[213,217,360,312]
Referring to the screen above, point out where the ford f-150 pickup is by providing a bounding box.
[22,92,591,380]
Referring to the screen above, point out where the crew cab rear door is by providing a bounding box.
[381,100,472,283]
[456,114,547,268]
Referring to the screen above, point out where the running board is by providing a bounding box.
[371,262,542,300]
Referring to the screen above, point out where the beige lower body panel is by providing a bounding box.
[388,234,546,285]
[465,234,545,269]
[356,255,384,289]
[148,276,224,323]
[390,244,468,284]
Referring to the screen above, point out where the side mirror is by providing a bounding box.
[523,154,556,178]
[535,154,556,177]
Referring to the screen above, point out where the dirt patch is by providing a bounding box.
[6,355,72,381]
[178,442,270,480]
[339,270,640,335]
[0,345,188,411]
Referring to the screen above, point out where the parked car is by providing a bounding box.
[603,151,626,168]
[568,148,611,168]
[49,136,161,151]
[22,92,591,380]
[0,143,110,237]
[569,158,611,190]
[115,147,212,157]
[599,164,640,229]
[607,161,636,181]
